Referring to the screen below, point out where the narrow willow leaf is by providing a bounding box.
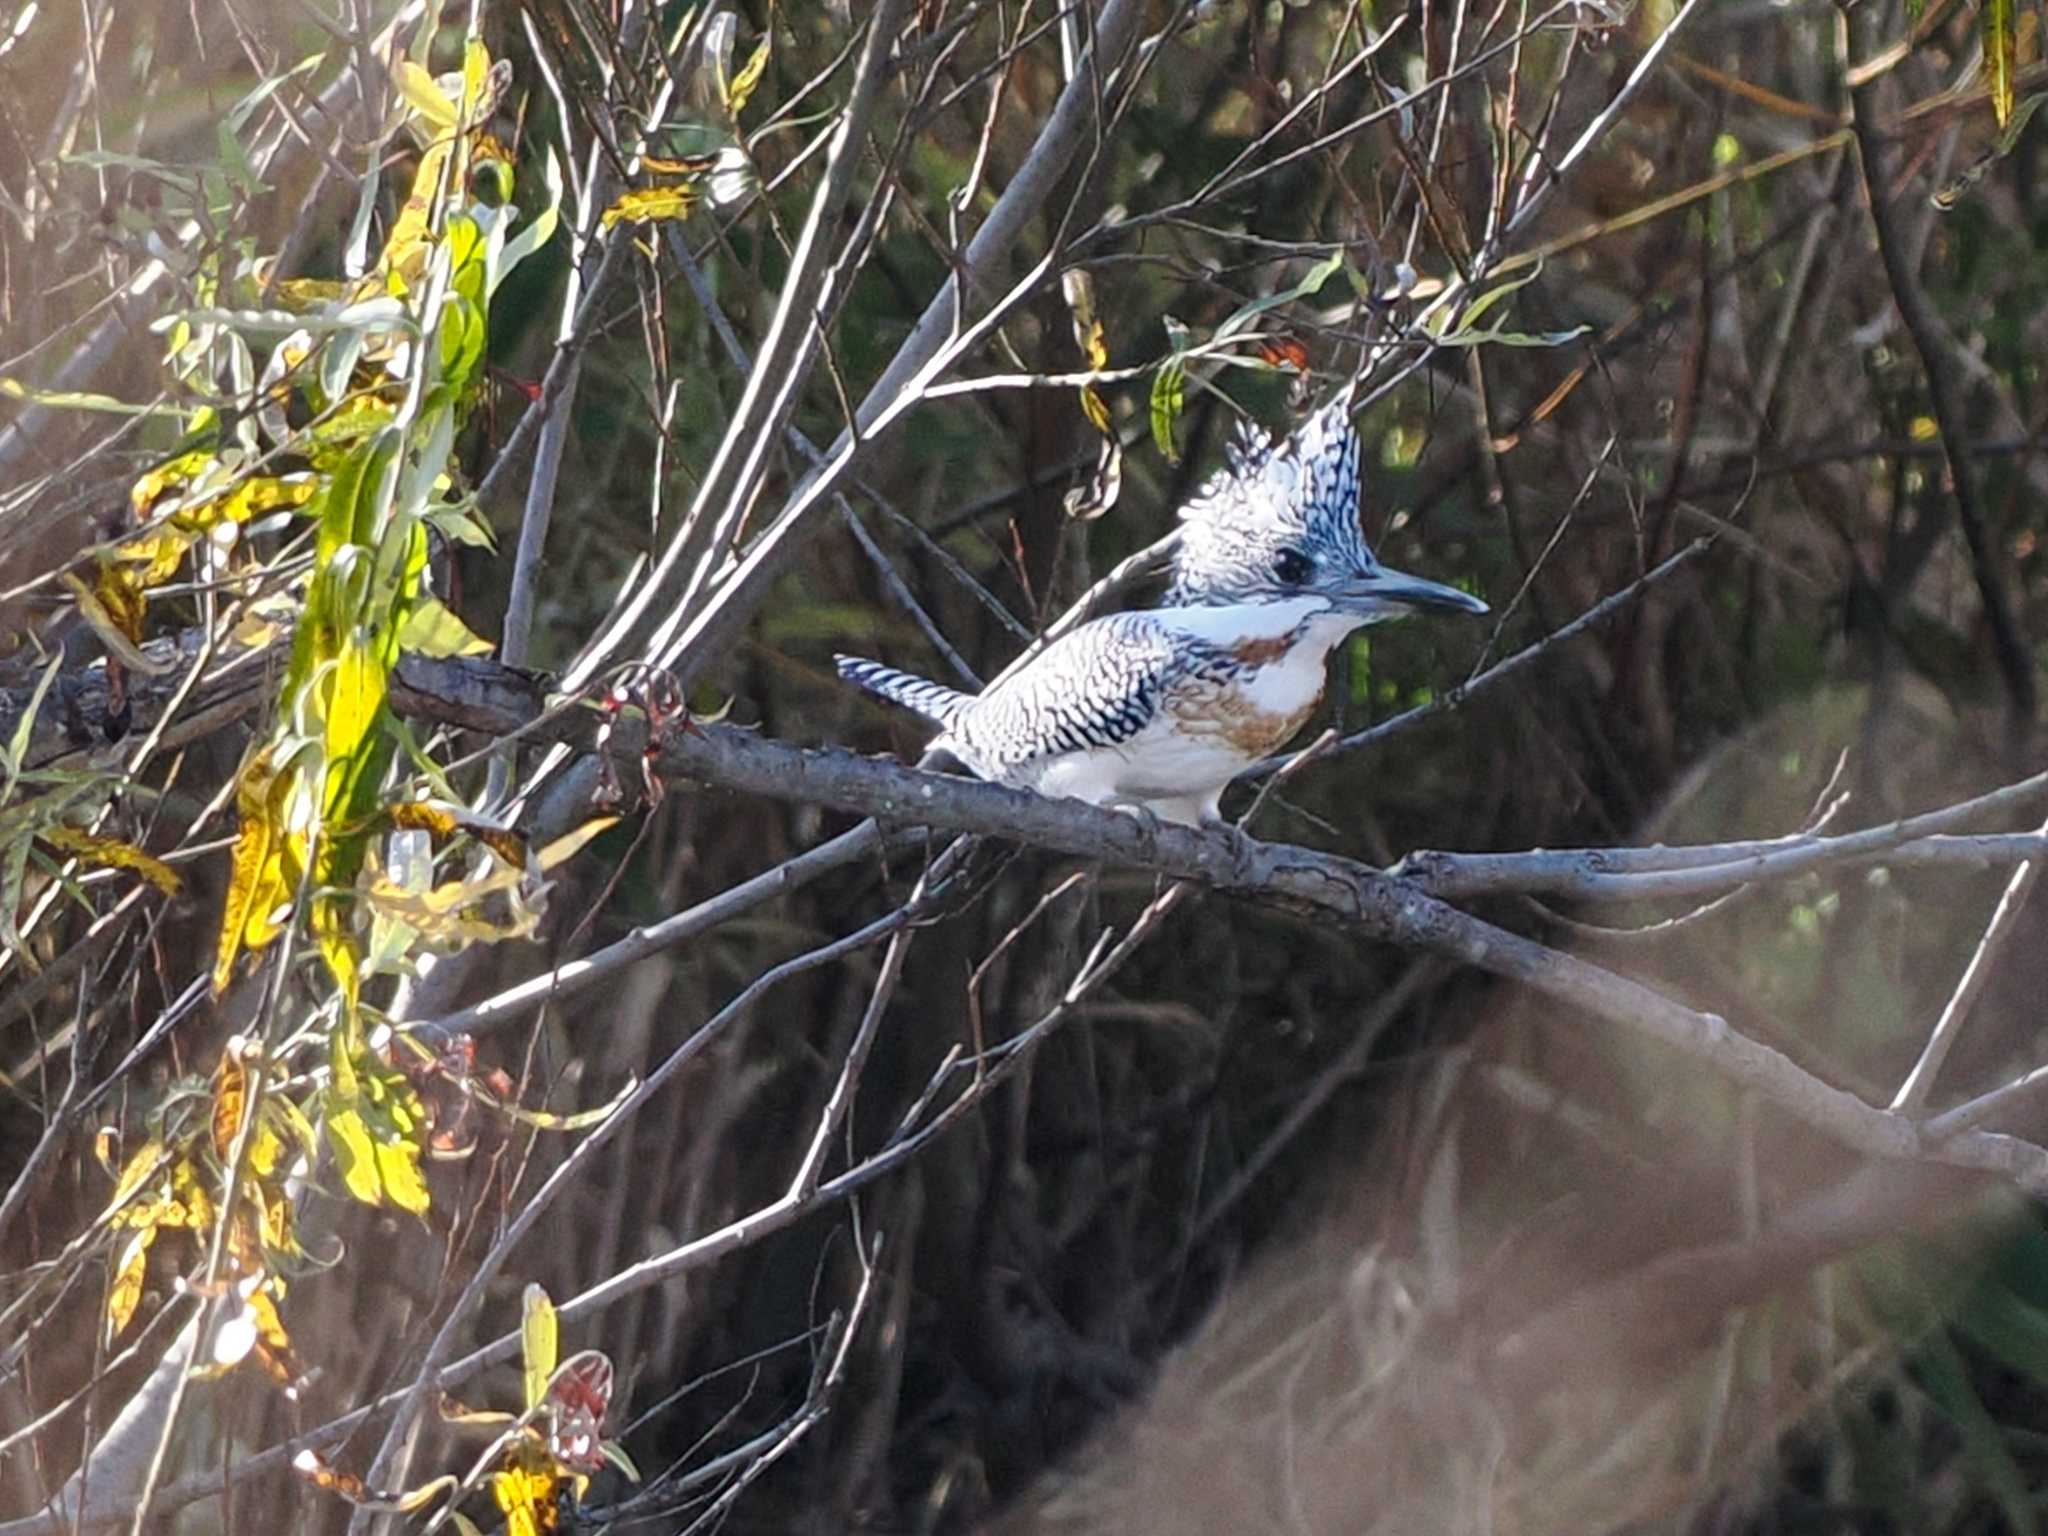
[0,378,183,417]
[1078,384,1112,436]
[373,1131,431,1214]
[724,33,771,116]
[600,183,703,228]
[522,1284,558,1411]
[5,652,62,786]
[104,1138,167,1218]
[106,1225,156,1343]
[393,60,458,135]
[535,816,620,871]
[1150,359,1186,464]
[61,571,169,675]
[37,829,180,896]
[214,747,289,992]
[211,1049,249,1161]
[1213,249,1345,343]
[326,1104,384,1207]
[1984,0,2015,129]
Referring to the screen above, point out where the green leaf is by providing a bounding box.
[1432,323,1590,350]
[1951,1275,2048,1385]
[497,146,563,286]
[1454,261,1547,335]
[1913,1327,2039,1536]
[1150,359,1185,464]
[0,378,185,417]
[1213,250,1346,344]
[4,652,62,791]
[1984,0,2015,129]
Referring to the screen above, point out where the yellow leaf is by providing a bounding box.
[327,1104,384,1207]
[373,1128,431,1214]
[491,1449,562,1536]
[388,801,465,842]
[462,39,491,116]
[1062,268,1108,369]
[536,816,620,872]
[172,1156,216,1230]
[94,1126,120,1179]
[173,473,318,538]
[246,1283,299,1384]
[325,1031,432,1213]
[380,139,455,289]
[211,1048,249,1162]
[215,748,292,992]
[129,445,214,519]
[106,1136,166,1214]
[322,638,390,810]
[106,1224,156,1343]
[398,595,493,657]
[1079,384,1111,436]
[267,276,360,311]
[394,60,458,135]
[1986,0,2015,129]
[600,183,702,229]
[724,33,772,117]
[0,378,182,417]
[114,1193,178,1231]
[641,153,723,177]
[39,828,180,895]
[522,1284,558,1412]
[61,571,169,675]
[314,897,363,1016]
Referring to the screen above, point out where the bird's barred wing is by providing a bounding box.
[950,613,1180,776]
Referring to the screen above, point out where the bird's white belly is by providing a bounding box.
[1025,715,1258,804]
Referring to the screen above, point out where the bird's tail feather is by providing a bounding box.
[835,655,970,728]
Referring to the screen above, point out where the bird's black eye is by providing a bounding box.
[1271,548,1313,584]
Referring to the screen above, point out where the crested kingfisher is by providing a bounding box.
[836,400,1488,827]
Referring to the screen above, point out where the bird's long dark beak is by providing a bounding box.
[1335,566,1489,616]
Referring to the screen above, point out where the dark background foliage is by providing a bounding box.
[9,1,2048,1532]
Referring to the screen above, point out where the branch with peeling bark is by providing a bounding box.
[363,652,2048,1198]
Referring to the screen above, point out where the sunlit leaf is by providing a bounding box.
[0,378,183,417]
[1213,249,1345,343]
[398,595,493,657]
[724,33,771,116]
[324,1028,431,1213]
[1062,269,1108,370]
[38,828,180,895]
[1078,384,1112,436]
[106,1224,156,1343]
[215,747,292,992]
[491,1449,563,1536]
[61,571,167,675]
[523,1283,558,1412]
[535,816,620,872]
[326,1106,383,1207]
[1985,0,2015,129]
[387,801,464,842]
[212,1048,250,1162]
[394,60,458,135]
[1432,323,1590,350]
[600,182,703,228]
[1063,434,1123,521]
[294,1450,458,1515]
[1150,359,1185,465]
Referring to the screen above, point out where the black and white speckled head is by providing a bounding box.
[1162,399,1487,621]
